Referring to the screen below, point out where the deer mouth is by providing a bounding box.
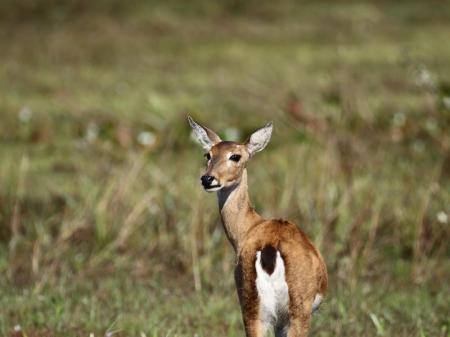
[204,184,222,192]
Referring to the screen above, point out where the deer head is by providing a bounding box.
[188,116,273,192]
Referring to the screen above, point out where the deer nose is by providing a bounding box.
[201,175,215,187]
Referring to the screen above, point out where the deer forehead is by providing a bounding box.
[211,141,245,157]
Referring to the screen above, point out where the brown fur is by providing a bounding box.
[192,121,328,337]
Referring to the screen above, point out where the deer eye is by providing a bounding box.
[204,153,211,160]
[229,154,241,162]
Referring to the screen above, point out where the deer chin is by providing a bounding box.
[204,185,223,192]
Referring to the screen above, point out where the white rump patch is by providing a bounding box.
[312,293,322,313]
[255,250,289,328]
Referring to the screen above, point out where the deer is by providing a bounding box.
[188,116,328,337]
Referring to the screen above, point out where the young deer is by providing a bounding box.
[188,116,328,337]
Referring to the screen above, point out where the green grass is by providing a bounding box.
[0,1,449,336]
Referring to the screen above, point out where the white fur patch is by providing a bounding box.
[312,293,322,313]
[205,186,222,192]
[204,178,223,192]
[255,250,289,328]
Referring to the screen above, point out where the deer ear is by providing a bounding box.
[188,116,222,151]
[246,122,273,156]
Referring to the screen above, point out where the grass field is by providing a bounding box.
[0,1,449,336]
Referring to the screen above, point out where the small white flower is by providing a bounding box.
[416,65,436,90]
[85,122,99,143]
[18,106,32,123]
[437,211,448,224]
[392,111,406,127]
[443,97,450,110]
[137,131,156,147]
[14,325,22,332]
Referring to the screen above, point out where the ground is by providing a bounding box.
[0,1,449,336]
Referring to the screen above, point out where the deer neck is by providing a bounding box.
[217,169,262,252]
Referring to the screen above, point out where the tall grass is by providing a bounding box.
[0,1,449,336]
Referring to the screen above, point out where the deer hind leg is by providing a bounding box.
[239,287,270,337]
[235,259,267,337]
[287,315,311,337]
[286,299,313,337]
[243,318,270,337]
[283,278,313,337]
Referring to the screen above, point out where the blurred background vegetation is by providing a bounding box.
[0,0,449,336]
